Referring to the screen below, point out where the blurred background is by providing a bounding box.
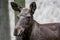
[0,0,25,40]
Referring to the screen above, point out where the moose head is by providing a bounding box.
[11,2,36,36]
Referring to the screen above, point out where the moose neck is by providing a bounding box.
[22,17,33,40]
[22,13,34,40]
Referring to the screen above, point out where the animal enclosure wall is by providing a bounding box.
[8,0,16,40]
[0,0,10,40]
[25,0,60,24]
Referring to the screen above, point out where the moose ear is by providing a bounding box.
[30,2,36,14]
[10,2,22,12]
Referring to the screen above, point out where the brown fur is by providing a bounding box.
[11,2,60,40]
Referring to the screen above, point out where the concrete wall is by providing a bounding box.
[8,0,16,40]
[25,0,60,24]
[0,0,10,40]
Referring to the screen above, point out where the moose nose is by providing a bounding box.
[14,28,18,36]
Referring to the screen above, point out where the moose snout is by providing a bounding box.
[18,29,24,36]
[14,26,25,36]
[14,28,18,36]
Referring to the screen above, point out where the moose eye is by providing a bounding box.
[27,17,30,19]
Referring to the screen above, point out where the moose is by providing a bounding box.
[11,2,60,40]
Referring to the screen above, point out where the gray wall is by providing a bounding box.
[25,0,60,24]
[0,0,10,40]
